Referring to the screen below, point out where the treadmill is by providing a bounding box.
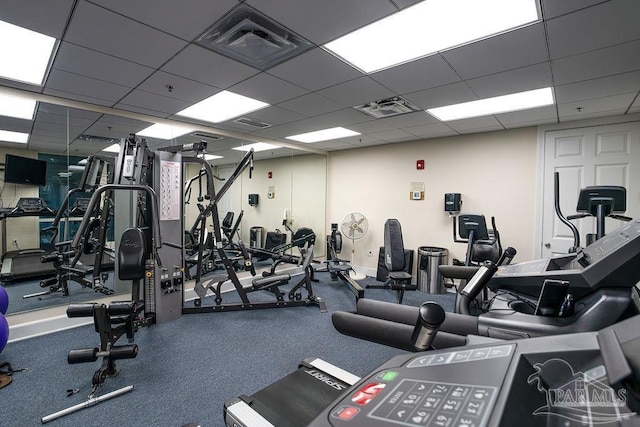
[0,197,57,282]
[308,312,640,426]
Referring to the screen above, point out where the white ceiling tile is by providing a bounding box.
[136,71,221,103]
[629,107,640,114]
[347,120,396,134]
[311,139,359,150]
[241,106,306,127]
[278,93,343,117]
[317,77,396,108]
[502,117,558,129]
[466,63,553,98]
[554,71,640,104]
[267,48,362,92]
[161,45,259,89]
[43,88,113,107]
[404,82,478,110]
[228,73,308,105]
[109,103,168,120]
[557,93,637,119]
[0,0,75,38]
[552,40,640,85]
[546,0,640,59]
[368,128,416,142]
[116,89,198,117]
[380,112,439,129]
[52,42,154,88]
[98,115,151,128]
[540,0,608,19]
[90,0,239,41]
[442,23,548,80]
[64,1,188,68]
[45,69,132,103]
[405,123,458,139]
[633,96,640,108]
[0,116,32,133]
[444,116,504,132]
[370,54,460,95]
[495,105,558,126]
[246,0,397,44]
[315,108,373,126]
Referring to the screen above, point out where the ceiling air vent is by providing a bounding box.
[192,132,224,141]
[353,97,421,119]
[233,117,272,129]
[196,4,312,70]
[77,134,120,144]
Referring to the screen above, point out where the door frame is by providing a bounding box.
[534,112,640,258]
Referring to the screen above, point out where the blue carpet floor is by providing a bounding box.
[0,273,455,427]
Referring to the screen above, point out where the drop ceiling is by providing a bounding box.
[0,0,638,165]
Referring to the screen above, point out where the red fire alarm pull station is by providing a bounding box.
[268,171,272,178]
[416,160,424,170]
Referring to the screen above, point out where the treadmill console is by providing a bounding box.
[313,344,515,426]
[310,315,640,427]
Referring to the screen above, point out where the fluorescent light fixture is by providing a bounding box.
[176,91,269,123]
[0,20,57,85]
[103,143,121,153]
[286,127,360,143]
[204,154,223,160]
[0,94,37,120]
[323,0,539,73]
[232,142,281,152]
[137,123,195,140]
[0,130,29,144]
[427,87,554,121]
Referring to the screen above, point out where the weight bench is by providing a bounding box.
[42,227,148,424]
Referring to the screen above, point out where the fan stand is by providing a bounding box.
[348,237,366,281]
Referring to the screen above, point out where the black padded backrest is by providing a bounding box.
[384,219,406,272]
[118,228,147,280]
[222,211,234,230]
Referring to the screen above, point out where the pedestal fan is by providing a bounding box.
[341,212,368,280]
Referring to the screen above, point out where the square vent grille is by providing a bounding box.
[192,132,224,141]
[77,134,120,144]
[233,117,272,129]
[196,4,312,70]
[353,97,421,119]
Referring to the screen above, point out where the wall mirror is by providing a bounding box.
[0,100,326,317]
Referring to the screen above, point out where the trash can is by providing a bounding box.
[417,246,448,293]
[250,226,264,248]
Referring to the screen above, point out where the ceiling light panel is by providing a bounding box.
[205,154,223,160]
[0,130,29,144]
[0,20,57,85]
[176,91,269,123]
[323,0,540,73]
[427,87,554,121]
[232,142,281,152]
[103,143,120,153]
[0,94,37,120]
[286,127,360,143]
[137,123,196,139]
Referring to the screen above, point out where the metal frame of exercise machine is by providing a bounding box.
[181,149,325,313]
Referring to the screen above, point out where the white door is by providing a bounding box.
[540,121,640,257]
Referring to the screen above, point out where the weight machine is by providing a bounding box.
[182,149,325,313]
[43,135,185,423]
[25,155,115,299]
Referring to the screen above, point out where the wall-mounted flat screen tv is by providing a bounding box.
[4,154,47,186]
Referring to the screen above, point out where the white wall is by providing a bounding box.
[326,127,539,275]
